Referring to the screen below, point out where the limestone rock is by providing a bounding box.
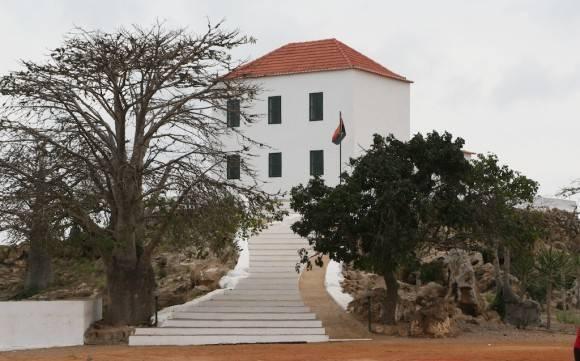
[408,282,458,338]
[475,262,496,293]
[84,322,135,345]
[446,249,484,316]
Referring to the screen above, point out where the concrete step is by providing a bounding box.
[198,300,305,307]
[237,277,299,283]
[247,267,300,274]
[161,319,323,328]
[250,229,305,239]
[134,327,325,336]
[129,334,329,346]
[171,312,316,320]
[250,256,301,261]
[180,306,310,313]
[249,268,300,273]
[250,264,301,269]
[210,294,302,301]
[250,257,300,268]
[223,289,300,296]
[248,237,308,246]
[249,245,311,251]
[235,283,299,290]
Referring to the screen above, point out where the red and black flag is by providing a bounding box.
[332,112,346,145]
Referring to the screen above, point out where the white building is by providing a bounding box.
[223,39,411,195]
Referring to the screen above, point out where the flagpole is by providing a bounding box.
[339,111,342,185]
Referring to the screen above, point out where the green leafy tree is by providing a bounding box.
[535,247,573,329]
[466,154,539,307]
[291,132,471,324]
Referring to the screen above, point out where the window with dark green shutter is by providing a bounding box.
[268,152,282,178]
[227,99,240,127]
[226,154,240,179]
[268,96,281,124]
[309,92,323,121]
[310,150,324,176]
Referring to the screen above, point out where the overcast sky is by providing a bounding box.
[1,0,579,197]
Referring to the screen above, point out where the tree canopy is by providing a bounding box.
[291,132,471,324]
[0,22,279,324]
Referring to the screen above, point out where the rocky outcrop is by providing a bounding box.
[0,245,27,299]
[1,244,235,312]
[446,249,484,316]
[407,282,458,338]
[347,281,459,338]
[153,251,234,309]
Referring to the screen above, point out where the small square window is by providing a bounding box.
[310,150,324,176]
[268,96,281,124]
[268,152,282,178]
[226,154,240,179]
[227,99,240,127]
[309,92,323,121]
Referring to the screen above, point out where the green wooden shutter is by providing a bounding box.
[227,99,240,127]
[268,152,282,177]
[268,96,281,124]
[310,150,324,176]
[227,154,240,179]
[309,92,323,121]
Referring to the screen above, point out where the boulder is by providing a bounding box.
[446,249,484,316]
[504,299,541,328]
[475,262,496,293]
[84,322,135,345]
[408,282,458,338]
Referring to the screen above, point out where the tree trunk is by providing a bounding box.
[382,271,399,325]
[576,273,580,310]
[502,246,511,287]
[493,242,503,292]
[561,270,567,311]
[546,281,552,330]
[24,244,52,291]
[105,255,156,325]
[25,210,53,292]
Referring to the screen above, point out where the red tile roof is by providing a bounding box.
[226,38,411,83]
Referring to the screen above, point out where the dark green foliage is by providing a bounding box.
[465,154,539,247]
[291,131,472,324]
[491,288,506,319]
[419,260,447,284]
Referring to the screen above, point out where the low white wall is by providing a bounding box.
[0,298,102,351]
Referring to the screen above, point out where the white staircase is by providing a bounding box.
[129,219,329,346]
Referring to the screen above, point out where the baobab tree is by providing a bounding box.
[0,140,69,292]
[0,22,278,325]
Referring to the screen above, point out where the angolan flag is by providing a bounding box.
[332,112,346,145]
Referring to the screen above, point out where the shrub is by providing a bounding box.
[556,310,580,324]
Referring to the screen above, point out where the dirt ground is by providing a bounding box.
[0,337,574,361]
[299,256,373,339]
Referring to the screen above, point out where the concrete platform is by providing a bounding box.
[171,312,317,320]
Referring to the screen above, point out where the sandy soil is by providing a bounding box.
[0,338,575,361]
[299,256,373,339]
